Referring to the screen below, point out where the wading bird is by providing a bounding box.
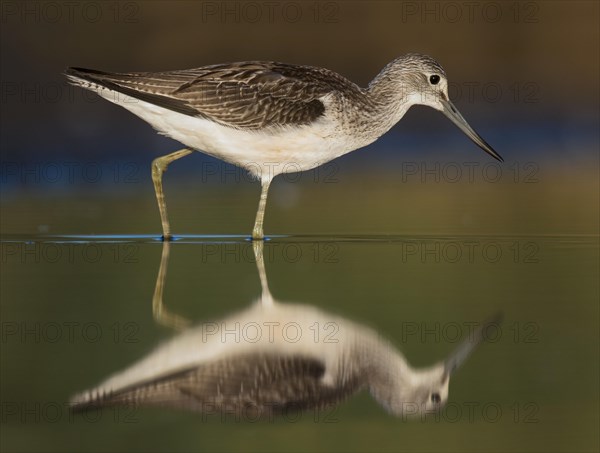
[66,54,502,239]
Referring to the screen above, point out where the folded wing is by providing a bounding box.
[71,353,363,417]
[65,62,362,129]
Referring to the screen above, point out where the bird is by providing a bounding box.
[65,54,503,240]
[70,240,502,418]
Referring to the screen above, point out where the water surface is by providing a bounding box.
[1,228,598,452]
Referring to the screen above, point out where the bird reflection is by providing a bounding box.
[71,241,501,418]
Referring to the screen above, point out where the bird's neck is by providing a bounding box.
[348,75,416,143]
[365,351,412,413]
[367,351,406,383]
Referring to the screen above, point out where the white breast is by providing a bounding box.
[71,301,381,405]
[90,85,369,181]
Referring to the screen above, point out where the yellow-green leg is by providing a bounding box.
[253,240,273,306]
[152,241,190,331]
[252,179,272,240]
[151,148,193,240]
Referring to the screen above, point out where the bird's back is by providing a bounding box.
[65,61,365,130]
[71,351,367,418]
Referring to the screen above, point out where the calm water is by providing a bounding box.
[2,0,598,449]
[1,225,598,451]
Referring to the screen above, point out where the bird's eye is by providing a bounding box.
[429,75,440,85]
[430,393,441,404]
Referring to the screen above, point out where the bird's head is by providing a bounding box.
[371,312,502,418]
[373,53,503,162]
[398,362,451,415]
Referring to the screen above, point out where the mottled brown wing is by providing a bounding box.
[65,62,362,129]
[71,354,362,417]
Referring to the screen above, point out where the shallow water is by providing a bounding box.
[1,226,598,451]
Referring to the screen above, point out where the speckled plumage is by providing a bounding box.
[65,54,501,238]
[70,299,501,418]
[65,61,369,130]
[73,353,365,416]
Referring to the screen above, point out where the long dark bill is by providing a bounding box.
[443,312,504,379]
[440,98,503,162]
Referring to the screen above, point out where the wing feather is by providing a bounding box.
[71,354,365,417]
[65,62,365,129]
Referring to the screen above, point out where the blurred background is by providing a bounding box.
[0,0,598,235]
[1,1,598,452]
[0,0,598,236]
